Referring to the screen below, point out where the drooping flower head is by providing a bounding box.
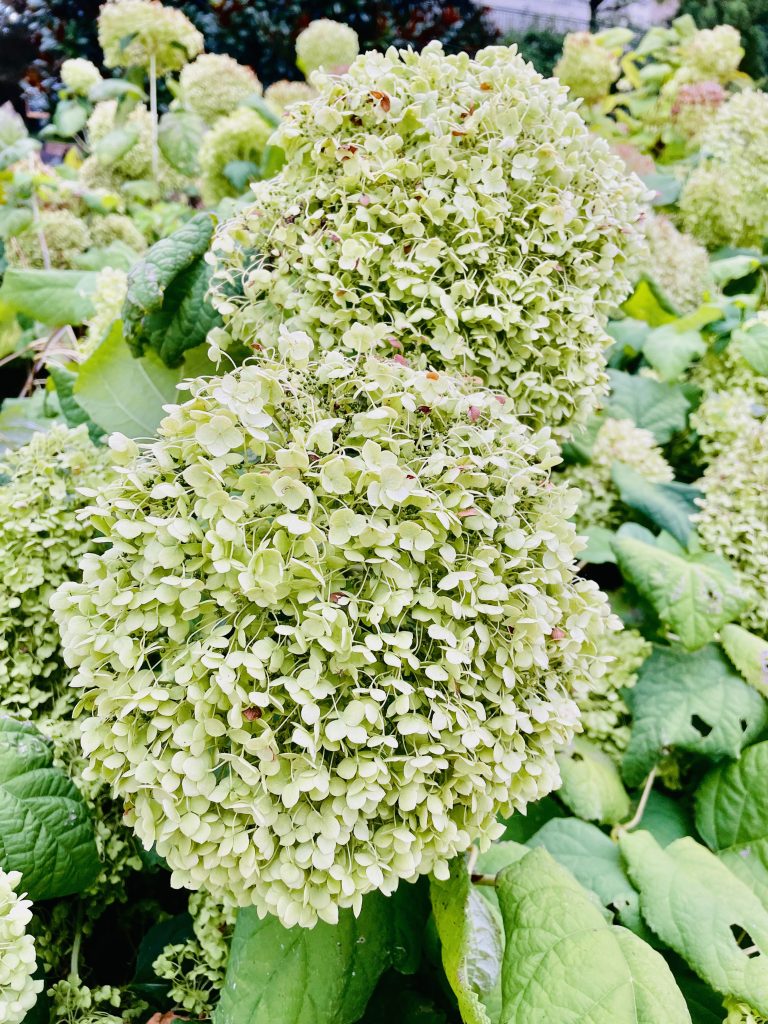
[53,345,615,929]
[0,869,43,1024]
[179,53,261,124]
[98,0,203,73]
[210,43,648,437]
[295,19,360,77]
[60,58,102,97]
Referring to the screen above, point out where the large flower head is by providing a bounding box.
[0,869,42,1024]
[53,346,614,928]
[554,32,620,104]
[6,209,91,269]
[264,79,317,116]
[60,58,102,97]
[0,425,112,716]
[640,215,716,314]
[680,25,744,83]
[295,19,359,77]
[210,43,647,437]
[198,107,274,205]
[98,0,203,73]
[179,53,261,124]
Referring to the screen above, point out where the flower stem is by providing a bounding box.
[149,52,159,180]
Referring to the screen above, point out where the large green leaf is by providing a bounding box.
[52,99,89,138]
[497,848,691,1023]
[431,858,502,1024]
[611,463,701,547]
[74,324,186,438]
[556,737,631,825]
[731,321,768,376]
[622,644,767,787]
[720,624,768,698]
[527,817,642,932]
[620,831,768,1014]
[0,391,61,452]
[0,269,99,325]
[606,370,690,443]
[613,535,748,650]
[643,325,706,381]
[696,742,768,907]
[622,277,679,326]
[123,211,221,367]
[0,717,99,901]
[158,110,205,176]
[214,885,425,1024]
[47,364,103,442]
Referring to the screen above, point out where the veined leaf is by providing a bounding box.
[611,463,700,547]
[0,268,99,325]
[731,321,768,376]
[721,624,768,698]
[643,324,706,381]
[606,370,690,443]
[158,110,205,176]
[556,737,631,825]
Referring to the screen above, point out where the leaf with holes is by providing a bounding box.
[497,847,691,1023]
[622,645,767,787]
[696,741,768,908]
[557,737,631,825]
[620,830,768,1013]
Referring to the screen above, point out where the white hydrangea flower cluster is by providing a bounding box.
[199,107,274,204]
[264,79,316,115]
[53,347,615,929]
[670,80,727,141]
[80,266,129,359]
[696,417,768,635]
[692,389,766,462]
[641,215,716,313]
[210,42,648,437]
[89,213,147,253]
[578,627,651,762]
[563,417,673,531]
[0,869,42,1024]
[80,100,182,191]
[679,25,744,83]
[98,0,203,73]
[679,90,768,249]
[295,19,360,77]
[0,425,112,716]
[554,32,620,104]
[179,53,261,124]
[6,209,91,269]
[60,58,103,97]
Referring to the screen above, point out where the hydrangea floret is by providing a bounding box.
[641,215,716,313]
[0,869,42,1024]
[60,58,103,97]
[0,425,112,716]
[6,210,91,269]
[210,42,648,437]
[295,19,360,77]
[53,344,615,929]
[98,0,203,73]
[554,32,620,104]
[563,417,673,531]
[264,80,316,115]
[179,54,261,124]
[198,107,274,205]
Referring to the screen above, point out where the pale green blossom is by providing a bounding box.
[295,19,359,77]
[198,107,274,204]
[0,870,42,1024]
[555,32,620,104]
[98,0,203,73]
[60,58,102,97]
[179,53,261,124]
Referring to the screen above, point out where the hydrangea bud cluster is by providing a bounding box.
[264,80,316,115]
[153,891,236,1015]
[81,267,129,359]
[209,43,648,437]
[563,417,673,531]
[295,19,360,77]
[578,627,650,761]
[679,25,743,83]
[679,90,768,249]
[199,107,274,205]
[554,32,620,104]
[671,80,727,141]
[179,54,261,124]
[98,0,203,73]
[90,213,147,253]
[0,869,42,1024]
[6,209,91,269]
[0,425,112,716]
[60,58,102,96]
[640,215,715,313]
[53,346,615,928]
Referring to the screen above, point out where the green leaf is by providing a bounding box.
[130,912,193,1006]
[94,126,140,165]
[641,171,682,207]
[620,830,768,1014]
[74,323,184,438]
[0,268,99,325]
[73,241,140,272]
[641,791,693,848]
[622,645,767,787]
[0,206,33,240]
[47,364,103,442]
[710,255,763,286]
[158,110,205,176]
[721,624,768,698]
[431,857,501,1024]
[222,159,260,192]
[528,817,642,932]
[0,391,61,452]
[0,717,100,901]
[643,325,706,381]
[240,92,281,128]
[260,143,285,180]
[497,795,565,844]
[611,463,701,547]
[214,886,425,1024]
[52,99,89,138]
[696,741,768,908]
[123,212,221,367]
[606,369,690,443]
[613,535,748,649]
[88,78,145,102]
[581,525,617,564]
[606,317,649,364]
[622,277,679,326]
[497,848,691,1023]
[557,737,631,825]
[731,321,768,376]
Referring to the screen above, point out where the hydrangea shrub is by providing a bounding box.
[264,80,316,116]
[179,54,261,125]
[98,0,203,73]
[210,42,648,437]
[295,19,360,77]
[53,347,615,929]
